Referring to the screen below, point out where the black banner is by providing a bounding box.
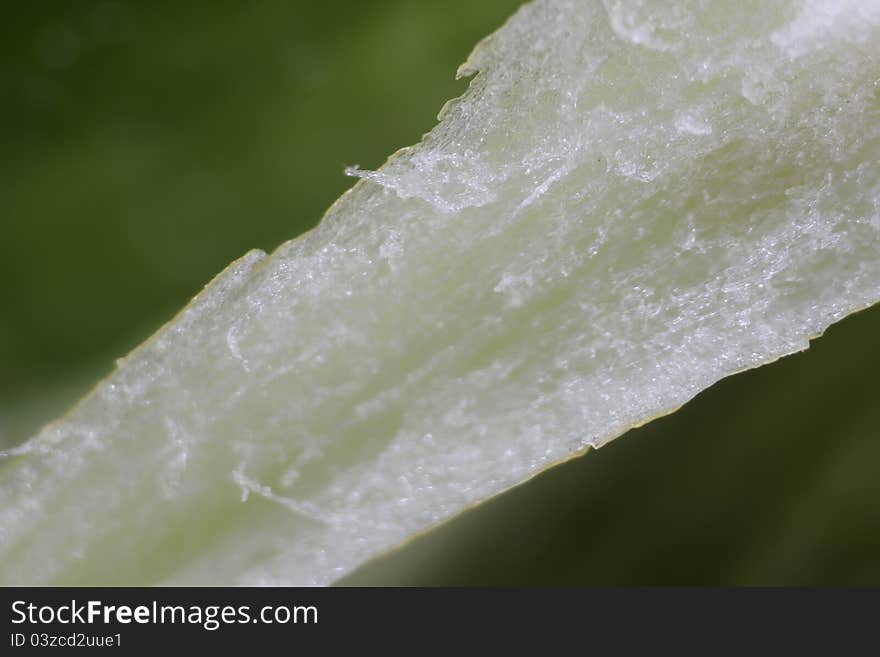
[1,588,876,651]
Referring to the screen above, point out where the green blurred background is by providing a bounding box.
[2,1,878,585]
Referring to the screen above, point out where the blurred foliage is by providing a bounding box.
[2,1,878,585]
[1,0,522,444]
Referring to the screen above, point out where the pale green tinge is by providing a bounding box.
[1,0,879,585]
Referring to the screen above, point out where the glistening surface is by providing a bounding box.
[2,0,878,585]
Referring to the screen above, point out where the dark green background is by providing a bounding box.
[3,1,878,585]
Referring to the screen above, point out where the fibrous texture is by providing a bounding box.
[1,0,878,585]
